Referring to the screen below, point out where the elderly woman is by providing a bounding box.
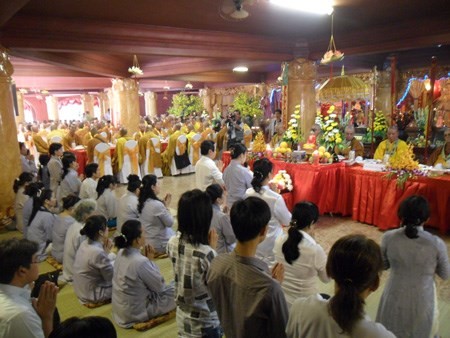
[61,198,97,283]
[427,127,450,168]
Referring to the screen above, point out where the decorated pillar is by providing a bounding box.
[376,71,392,124]
[0,48,21,220]
[15,90,25,124]
[111,78,140,134]
[81,93,94,118]
[144,91,158,118]
[97,92,109,120]
[45,95,59,121]
[199,88,212,115]
[287,58,317,139]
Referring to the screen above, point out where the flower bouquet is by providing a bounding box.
[385,145,426,188]
[270,170,293,192]
[316,105,343,151]
[283,104,303,146]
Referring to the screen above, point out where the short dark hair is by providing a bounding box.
[275,109,282,115]
[48,316,117,338]
[200,140,215,155]
[80,215,107,240]
[230,197,271,242]
[177,189,213,246]
[49,143,63,155]
[84,163,99,178]
[0,238,39,284]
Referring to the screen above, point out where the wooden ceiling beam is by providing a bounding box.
[0,0,30,27]
[142,59,274,78]
[10,50,129,77]
[13,76,112,91]
[161,71,266,83]
[1,15,296,61]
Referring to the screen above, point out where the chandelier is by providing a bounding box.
[128,55,143,76]
[320,13,344,65]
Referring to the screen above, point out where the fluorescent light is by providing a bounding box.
[270,0,333,15]
[233,66,248,72]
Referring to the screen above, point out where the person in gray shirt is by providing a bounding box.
[222,143,252,208]
[207,196,288,338]
[376,195,450,338]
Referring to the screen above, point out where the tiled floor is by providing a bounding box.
[1,173,449,337]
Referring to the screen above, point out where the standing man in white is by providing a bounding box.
[195,140,224,190]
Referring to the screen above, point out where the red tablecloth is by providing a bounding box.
[222,151,450,234]
[345,166,450,234]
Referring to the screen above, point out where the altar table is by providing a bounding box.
[222,152,450,233]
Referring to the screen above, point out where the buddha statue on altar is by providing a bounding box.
[303,123,321,151]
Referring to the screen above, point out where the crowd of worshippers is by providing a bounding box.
[2,126,450,338]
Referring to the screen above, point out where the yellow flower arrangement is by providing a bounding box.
[283,105,303,145]
[385,145,424,188]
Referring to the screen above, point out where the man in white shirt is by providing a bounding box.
[79,163,99,200]
[0,238,58,338]
[195,140,224,190]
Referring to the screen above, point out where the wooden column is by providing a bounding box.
[287,58,317,139]
[144,91,158,118]
[0,47,21,220]
[111,78,140,134]
[45,95,59,121]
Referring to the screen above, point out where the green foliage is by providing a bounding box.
[231,92,263,119]
[168,93,204,118]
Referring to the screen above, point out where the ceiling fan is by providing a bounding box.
[219,0,254,21]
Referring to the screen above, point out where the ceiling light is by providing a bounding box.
[233,66,248,72]
[230,9,249,19]
[185,82,193,90]
[270,0,333,15]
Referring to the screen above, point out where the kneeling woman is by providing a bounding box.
[112,220,176,328]
[73,215,115,304]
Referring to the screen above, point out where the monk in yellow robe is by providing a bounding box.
[75,122,91,146]
[138,126,158,165]
[62,123,83,150]
[161,124,183,175]
[374,126,408,162]
[31,125,49,155]
[112,128,132,174]
[86,128,109,163]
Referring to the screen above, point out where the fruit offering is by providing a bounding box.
[310,146,333,164]
[274,141,292,158]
